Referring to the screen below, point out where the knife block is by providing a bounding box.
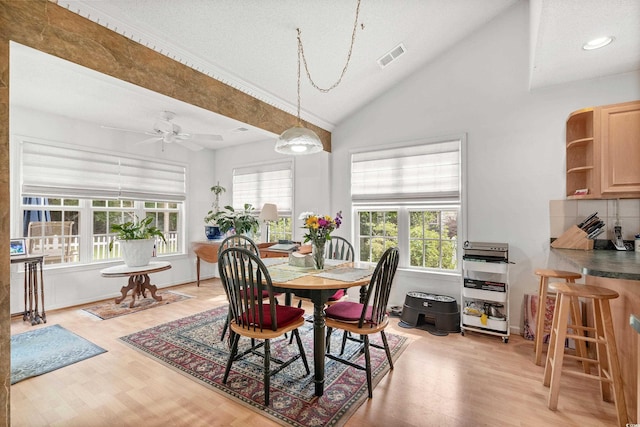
[551,225,594,250]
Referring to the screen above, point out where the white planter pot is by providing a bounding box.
[120,238,155,267]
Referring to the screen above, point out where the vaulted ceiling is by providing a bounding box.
[10,0,640,150]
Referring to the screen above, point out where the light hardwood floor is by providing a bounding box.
[11,279,619,426]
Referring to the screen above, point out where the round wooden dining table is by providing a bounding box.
[265,259,373,397]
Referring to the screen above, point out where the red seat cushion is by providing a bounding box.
[240,304,304,329]
[328,289,346,301]
[325,301,373,322]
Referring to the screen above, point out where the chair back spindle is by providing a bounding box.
[325,236,355,261]
[218,248,278,332]
[359,247,399,327]
[219,234,260,257]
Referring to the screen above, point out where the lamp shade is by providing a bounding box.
[274,126,324,155]
[259,203,279,222]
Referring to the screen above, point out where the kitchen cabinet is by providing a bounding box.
[566,100,640,199]
[460,259,510,343]
[600,101,640,197]
[566,107,599,198]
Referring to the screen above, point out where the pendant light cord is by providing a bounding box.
[296,0,363,97]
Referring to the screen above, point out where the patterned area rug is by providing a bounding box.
[11,324,107,384]
[120,306,408,427]
[82,291,192,320]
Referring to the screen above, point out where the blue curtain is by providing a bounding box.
[23,197,51,237]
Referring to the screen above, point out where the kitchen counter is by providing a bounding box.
[551,248,640,280]
[550,247,639,422]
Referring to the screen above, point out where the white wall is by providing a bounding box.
[330,1,640,332]
[9,106,215,313]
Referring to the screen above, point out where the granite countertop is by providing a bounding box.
[551,248,640,280]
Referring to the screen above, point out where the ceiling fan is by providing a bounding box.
[102,111,223,151]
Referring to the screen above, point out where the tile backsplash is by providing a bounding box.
[550,199,640,240]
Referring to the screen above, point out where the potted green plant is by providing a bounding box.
[109,215,167,267]
[204,182,226,240]
[212,203,260,236]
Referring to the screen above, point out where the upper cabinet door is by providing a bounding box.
[600,100,640,197]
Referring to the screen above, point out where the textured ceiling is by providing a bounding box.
[9,0,640,150]
[530,0,640,88]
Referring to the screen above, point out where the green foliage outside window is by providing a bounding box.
[409,210,457,270]
[268,217,292,242]
[358,211,398,263]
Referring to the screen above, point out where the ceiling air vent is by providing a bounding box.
[377,43,406,69]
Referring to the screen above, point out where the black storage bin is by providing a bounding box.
[399,291,460,333]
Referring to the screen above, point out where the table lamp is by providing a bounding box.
[259,203,278,241]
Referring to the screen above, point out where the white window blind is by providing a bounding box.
[351,138,461,203]
[21,140,186,201]
[233,161,293,214]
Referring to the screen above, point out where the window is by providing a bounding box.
[91,199,135,262]
[358,210,398,262]
[233,161,293,241]
[409,209,458,269]
[351,136,464,273]
[144,201,180,254]
[23,197,80,265]
[18,138,186,266]
[267,217,293,242]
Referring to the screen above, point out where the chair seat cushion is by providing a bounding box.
[328,289,346,301]
[325,301,373,322]
[241,304,305,329]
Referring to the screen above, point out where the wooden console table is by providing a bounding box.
[191,240,288,286]
[192,240,222,286]
[11,254,46,325]
[100,261,171,308]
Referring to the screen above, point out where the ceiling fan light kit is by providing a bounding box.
[275,0,362,156]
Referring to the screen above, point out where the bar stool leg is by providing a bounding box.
[592,298,612,401]
[598,299,628,424]
[534,275,548,363]
[545,292,571,409]
[543,290,563,387]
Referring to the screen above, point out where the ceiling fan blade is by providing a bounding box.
[135,136,162,145]
[101,125,156,136]
[175,139,204,151]
[190,134,224,142]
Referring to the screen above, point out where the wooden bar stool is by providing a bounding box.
[543,282,628,427]
[533,269,583,366]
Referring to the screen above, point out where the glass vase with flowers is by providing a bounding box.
[299,211,342,269]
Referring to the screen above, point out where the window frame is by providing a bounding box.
[232,160,295,241]
[11,135,188,269]
[350,134,467,276]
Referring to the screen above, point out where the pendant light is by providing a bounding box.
[275,0,363,155]
[274,31,324,155]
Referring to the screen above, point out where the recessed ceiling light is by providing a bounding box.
[582,36,614,51]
